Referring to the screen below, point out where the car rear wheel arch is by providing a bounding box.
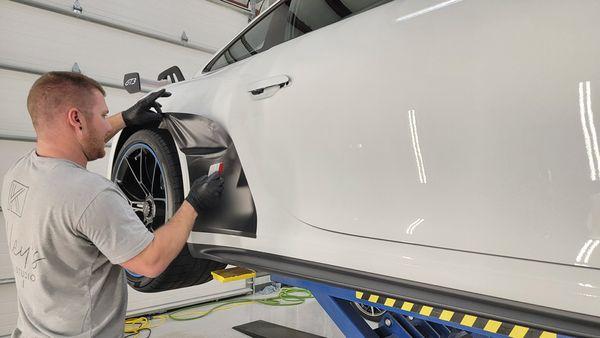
[110,114,257,292]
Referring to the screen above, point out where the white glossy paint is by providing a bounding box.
[395,0,463,23]
[115,0,600,317]
[579,81,597,180]
[408,109,427,184]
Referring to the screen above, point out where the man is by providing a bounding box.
[0,71,223,337]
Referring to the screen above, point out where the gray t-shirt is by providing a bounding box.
[1,150,154,337]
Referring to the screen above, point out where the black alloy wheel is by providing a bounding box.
[114,144,167,232]
[112,129,225,292]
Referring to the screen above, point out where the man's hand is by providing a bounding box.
[185,173,225,213]
[123,173,224,278]
[122,89,171,127]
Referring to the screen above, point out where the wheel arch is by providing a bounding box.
[110,113,257,238]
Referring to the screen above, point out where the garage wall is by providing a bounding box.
[38,0,248,50]
[0,0,250,335]
[2,1,205,79]
[1,0,248,78]
[0,69,146,140]
[0,0,249,139]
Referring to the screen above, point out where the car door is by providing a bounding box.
[209,0,399,231]
[219,0,403,238]
[220,0,600,268]
[228,0,426,246]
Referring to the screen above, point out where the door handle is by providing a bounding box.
[247,75,290,99]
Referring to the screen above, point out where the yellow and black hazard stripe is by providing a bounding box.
[355,291,557,338]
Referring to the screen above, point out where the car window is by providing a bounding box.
[204,2,289,73]
[286,0,389,40]
[204,0,390,73]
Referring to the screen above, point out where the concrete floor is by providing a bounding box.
[142,296,346,338]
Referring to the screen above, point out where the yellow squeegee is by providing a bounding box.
[211,266,256,283]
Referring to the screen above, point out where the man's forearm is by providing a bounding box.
[121,173,222,277]
[143,201,198,275]
[105,112,126,142]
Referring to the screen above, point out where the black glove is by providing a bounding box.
[185,173,224,213]
[122,89,171,127]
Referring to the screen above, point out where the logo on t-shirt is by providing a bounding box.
[8,180,28,217]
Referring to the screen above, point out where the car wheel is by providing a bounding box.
[351,302,388,322]
[112,129,226,292]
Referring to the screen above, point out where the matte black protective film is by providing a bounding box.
[160,113,257,237]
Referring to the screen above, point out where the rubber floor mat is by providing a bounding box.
[232,320,325,338]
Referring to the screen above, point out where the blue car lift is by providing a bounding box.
[271,274,568,338]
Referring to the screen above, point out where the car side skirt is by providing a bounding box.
[190,244,600,338]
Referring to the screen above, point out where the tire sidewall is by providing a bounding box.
[112,129,183,289]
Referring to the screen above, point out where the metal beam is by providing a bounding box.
[9,0,217,54]
[0,133,114,149]
[0,134,36,142]
[0,278,15,285]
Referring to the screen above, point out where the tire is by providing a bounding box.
[112,129,226,292]
[351,302,387,322]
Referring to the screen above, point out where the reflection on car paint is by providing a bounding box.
[406,218,425,235]
[408,109,427,184]
[395,0,464,23]
[576,239,600,265]
[578,81,598,181]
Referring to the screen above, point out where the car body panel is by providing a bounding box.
[113,0,600,320]
[221,0,600,268]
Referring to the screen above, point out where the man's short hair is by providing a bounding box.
[27,71,106,130]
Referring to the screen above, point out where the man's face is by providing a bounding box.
[81,90,111,161]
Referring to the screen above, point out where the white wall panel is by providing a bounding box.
[0,283,18,336]
[0,70,33,140]
[0,1,218,83]
[0,214,11,281]
[0,69,144,139]
[42,0,248,50]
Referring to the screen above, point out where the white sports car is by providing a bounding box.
[108,0,600,335]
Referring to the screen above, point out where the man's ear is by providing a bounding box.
[67,108,84,131]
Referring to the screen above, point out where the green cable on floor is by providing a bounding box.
[167,287,313,321]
